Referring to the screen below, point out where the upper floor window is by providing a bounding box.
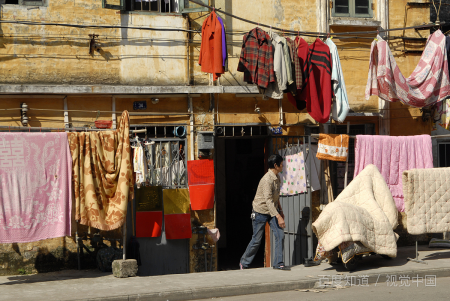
[1,0,46,6]
[102,0,208,14]
[331,0,373,18]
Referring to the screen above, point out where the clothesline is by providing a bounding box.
[189,0,445,37]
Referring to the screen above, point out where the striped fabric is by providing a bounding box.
[304,39,333,124]
[366,30,450,108]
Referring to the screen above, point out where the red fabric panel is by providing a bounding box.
[164,214,192,240]
[189,184,215,210]
[187,159,215,185]
[136,211,162,238]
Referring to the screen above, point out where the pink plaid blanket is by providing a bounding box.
[0,133,72,243]
[366,30,450,108]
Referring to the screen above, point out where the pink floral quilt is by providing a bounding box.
[0,133,72,243]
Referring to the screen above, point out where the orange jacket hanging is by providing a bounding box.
[198,11,224,81]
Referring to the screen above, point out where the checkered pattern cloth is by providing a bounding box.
[365,30,450,108]
[237,28,275,89]
[286,37,303,90]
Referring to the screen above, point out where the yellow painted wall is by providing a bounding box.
[0,2,188,85]
[0,0,435,275]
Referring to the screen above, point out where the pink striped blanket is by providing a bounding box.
[354,135,433,212]
[365,30,450,108]
[0,133,72,243]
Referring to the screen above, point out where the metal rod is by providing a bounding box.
[63,96,69,130]
[0,125,109,131]
[112,97,117,130]
[344,122,350,188]
[122,219,127,260]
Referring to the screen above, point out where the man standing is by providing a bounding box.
[239,154,290,271]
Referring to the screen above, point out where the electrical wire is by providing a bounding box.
[188,0,443,37]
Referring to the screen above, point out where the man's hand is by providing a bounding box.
[276,215,286,229]
[279,211,285,219]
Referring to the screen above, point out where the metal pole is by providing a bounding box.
[122,219,127,260]
[63,96,69,130]
[344,122,350,188]
[112,97,117,130]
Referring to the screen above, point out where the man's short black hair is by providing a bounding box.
[268,154,283,169]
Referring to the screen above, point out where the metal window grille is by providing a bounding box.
[132,125,187,189]
[133,0,176,13]
[215,124,269,138]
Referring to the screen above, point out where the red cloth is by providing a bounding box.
[187,159,215,185]
[165,214,192,239]
[136,211,162,238]
[198,11,224,81]
[306,39,333,123]
[237,28,275,89]
[287,37,310,111]
[189,184,215,210]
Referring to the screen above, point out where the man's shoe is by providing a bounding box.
[273,265,291,271]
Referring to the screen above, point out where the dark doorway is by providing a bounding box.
[216,138,267,270]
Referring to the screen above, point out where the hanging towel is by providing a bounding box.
[279,152,307,196]
[133,145,147,185]
[68,111,134,231]
[353,135,433,212]
[135,186,163,238]
[316,134,349,162]
[0,133,72,243]
[163,189,192,239]
[198,11,224,81]
[365,30,450,108]
[326,38,350,123]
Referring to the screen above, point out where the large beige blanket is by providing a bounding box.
[403,167,450,235]
[312,164,398,257]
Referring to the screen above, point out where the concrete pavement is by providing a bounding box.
[1,245,450,301]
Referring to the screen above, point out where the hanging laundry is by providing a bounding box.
[286,37,303,91]
[0,133,72,243]
[216,14,228,72]
[305,39,333,123]
[133,144,147,186]
[353,135,433,212]
[285,37,299,96]
[264,31,289,99]
[279,34,294,89]
[237,27,275,90]
[316,134,349,162]
[287,37,312,111]
[187,159,215,210]
[366,30,450,108]
[198,11,224,81]
[432,98,450,131]
[135,186,163,238]
[279,152,307,196]
[325,38,350,123]
[187,159,215,185]
[303,143,321,192]
[68,111,133,231]
[163,189,192,239]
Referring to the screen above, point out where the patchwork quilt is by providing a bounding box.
[312,164,398,257]
[403,168,450,235]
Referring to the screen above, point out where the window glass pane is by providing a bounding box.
[355,0,369,14]
[335,0,349,13]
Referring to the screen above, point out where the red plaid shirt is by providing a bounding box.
[237,28,275,89]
